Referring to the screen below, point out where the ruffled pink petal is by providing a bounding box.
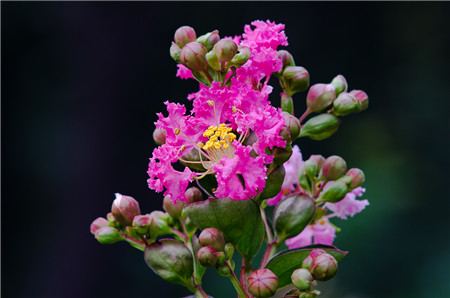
[241,20,288,50]
[324,187,369,219]
[176,64,195,80]
[286,227,313,249]
[312,219,336,245]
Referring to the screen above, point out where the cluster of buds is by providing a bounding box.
[170,26,250,86]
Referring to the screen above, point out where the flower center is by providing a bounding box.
[198,123,236,167]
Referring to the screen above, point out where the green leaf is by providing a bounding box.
[265,244,348,289]
[144,239,194,287]
[184,198,264,261]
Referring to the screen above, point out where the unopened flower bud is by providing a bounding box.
[230,45,250,68]
[196,30,220,51]
[248,269,279,298]
[291,268,314,290]
[225,243,234,259]
[90,217,109,234]
[299,113,340,140]
[199,228,225,252]
[322,155,347,181]
[174,26,197,48]
[213,39,238,63]
[310,252,338,281]
[333,92,361,116]
[302,249,326,271]
[149,210,171,235]
[331,75,348,96]
[163,195,184,218]
[278,50,296,68]
[153,128,166,145]
[111,193,141,226]
[281,92,294,115]
[299,290,321,298]
[306,83,336,113]
[345,168,365,188]
[180,42,208,72]
[349,90,369,111]
[309,155,325,170]
[216,251,227,265]
[185,187,203,204]
[217,264,231,277]
[206,51,221,71]
[303,159,319,181]
[196,246,219,267]
[283,112,301,140]
[273,146,293,165]
[132,214,151,234]
[317,180,348,203]
[283,66,310,96]
[170,42,181,63]
[95,226,123,244]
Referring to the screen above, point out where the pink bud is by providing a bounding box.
[90,217,109,235]
[174,26,197,48]
[153,128,166,145]
[95,226,123,244]
[306,83,336,113]
[213,39,238,63]
[196,246,219,267]
[248,269,279,298]
[111,193,141,226]
[302,249,326,270]
[169,42,181,63]
[322,155,347,181]
[180,42,208,72]
[198,228,225,252]
[349,89,369,111]
[345,168,365,188]
[310,252,338,281]
[331,75,348,95]
[185,187,203,203]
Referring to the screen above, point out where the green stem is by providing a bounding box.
[193,286,209,298]
[260,206,273,243]
[226,261,249,298]
[299,108,310,124]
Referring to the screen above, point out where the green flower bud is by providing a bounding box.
[90,217,109,235]
[303,159,318,181]
[306,83,336,113]
[216,251,227,265]
[283,112,301,140]
[196,246,219,267]
[274,195,315,241]
[163,195,184,219]
[196,30,220,51]
[331,75,348,96]
[230,45,250,68]
[345,168,365,188]
[278,50,295,68]
[95,226,123,244]
[248,269,279,298]
[281,92,294,114]
[111,193,141,226]
[333,92,362,116]
[180,42,208,72]
[198,228,225,252]
[317,180,348,203]
[322,155,347,181]
[309,155,325,170]
[205,51,221,71]
[170,42,181,63]
[310,252,338,281]
[299,290,321,298]
[174,26,197,48]
[185,187,203,203]
[273,145,293,166]
[153,128,166,145]
[260,164,286,200]
[149,210,171,235]
[291,268,314,291]
[225,243,234,259]
[132,214,152,235]
[217,264,231,277]
[349,90,369,111]
[213,39,238,63]
[283,66,310,96]
[299,114,340,140]
[302,249,326,271]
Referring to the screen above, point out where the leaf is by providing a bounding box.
[265,244,348,289]
[184,198,264,261]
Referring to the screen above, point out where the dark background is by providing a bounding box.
[2,2,450,298]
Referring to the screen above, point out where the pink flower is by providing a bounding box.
[176,64,194,80]
[324,187,369,219]
[286,217,336,249]
[241,20,288,50]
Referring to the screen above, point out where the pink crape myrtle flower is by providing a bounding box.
[285,217,336,249]
[176,64,194,80]
[324,187,369,219]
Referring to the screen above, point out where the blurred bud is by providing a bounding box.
[299,114,340,140]
[283,112,301,140]
[303,159,318,181]
[216,251,227,265]
[310,252,338,281]
[174,26,197,48]
[153,128,166,145]
[274,195,315,241]
[322,156,347,181]
[224,243,234,259]
[317,181,348,203]
[185,187,203,203]
[196,246,219,267]
[230,45,250,68]
[170,42,181,63]
[298,290,321,298]
[180,42,208,72]
[95,226,123,244]
[331,75,348,96]
[111,193,141,226]
[163,195,184,219]
[248,269,279,298]
[206,51,221,71]
[291,268,314,291]
[132,214,151,233]
[199,228,225,252]
[217,264,231,277]
[281,93,294,115]
[349,89,369,111]
[345,168,365,188]
[306,83,336,113]
[333,92,361,116]
[90,217,109,235]
[302,249,326,271]
[149,210,171,235]
[213,39,238,63]
[260,164,286,200]
[309,155,325,170]
[196,30,220,51]
[283,66,310,96]
[278,50,296,68]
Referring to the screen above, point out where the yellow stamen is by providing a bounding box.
[174,128,180,135]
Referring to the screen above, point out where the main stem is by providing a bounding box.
[227,261,249,298]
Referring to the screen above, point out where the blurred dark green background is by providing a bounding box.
[2,2,449,298]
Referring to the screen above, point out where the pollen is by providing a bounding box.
[174,128,180,135]
[201,123,236,151]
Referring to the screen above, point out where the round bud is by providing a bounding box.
[283,112,301,140]
[230,45,250,68]
[302,249,326,270]
[196,30,220,51]
[217,264,231,277]
[345,168,365,188]
[174,26,197,48]
[185,187,203,203]
[298,113,340,140]
[331,75,348,96]
[180,42,208,72]
[132,214,151,234]
[90,217,109,235]
[149,210,171,235]
[281,92,294,115]
[95,226,123,244]
[310,253,338,281]
[111,193,141,226]
[248,269,279,298]
[322,156,347,181]
[206,51,221,71]
[163,195,184,219]
[213,39,238,63]
[317,180,348,203]
[283,66,310,96]
[277,50,295,68]
[306,83,336,113]
[349,90,369,111]
[333,92,361,116]
[198,228,226,252]
[196,246,218,267]
[309,155,325,170]
[153,128,166,145]
[169,42,181,63]
[224,243,234,259]
[291,268,314,290]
